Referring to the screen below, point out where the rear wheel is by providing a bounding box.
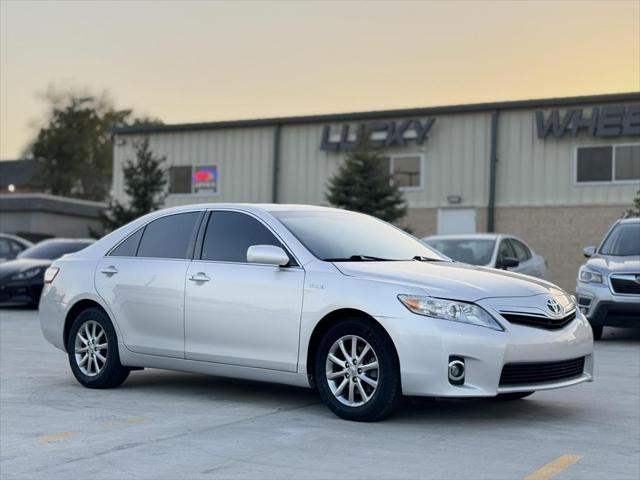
[496,391,534,401]
[591,324,604,340]
[67,307,129,389]
[315,319,401,422]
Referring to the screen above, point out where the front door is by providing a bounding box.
[185,210,304,372]
[95,211,202,358]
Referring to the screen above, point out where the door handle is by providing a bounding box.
[100,266,118,276]
[189,272,211,283]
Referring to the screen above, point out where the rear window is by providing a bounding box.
[424,238,495,266]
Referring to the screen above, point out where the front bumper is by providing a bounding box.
[376,309,594,398]
[0,280,43,305]
[576,281,640,327]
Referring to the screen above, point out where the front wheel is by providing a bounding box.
[315,319,402,422]
[67,307,130,389]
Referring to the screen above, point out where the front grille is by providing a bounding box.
[501,310,576,330]
[499,357,585,386]
[611,277,640,295]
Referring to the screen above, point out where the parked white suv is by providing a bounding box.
[577,217,640,340]
[39,204,593,421]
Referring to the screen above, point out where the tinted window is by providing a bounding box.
[19,241,93,260]
[424,238,495,266]
[201,211,285,263]
[273,211,445,262]
[576,146,612,182]
[497,240,516,262]
[600,223,640,256]
[0,239,10,257]
[510,239,532,261]
[110,228,144,257]
[137,212,201,259]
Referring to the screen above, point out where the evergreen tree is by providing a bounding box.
[624,189,640,218]
[327,143,407,223]
[96,138,167,235]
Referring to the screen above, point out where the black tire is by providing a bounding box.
[496,391,534,401]
[315,318,402,422]
[591,324,604,341]
[67,307,130,389]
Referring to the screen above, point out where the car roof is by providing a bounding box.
[145,203,351,216]
[616,217,640,225]
[35,238,95,244]
[423,233,503,241]
[0,233,33,245]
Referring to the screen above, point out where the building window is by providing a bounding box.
[576,144,640,184]
[383,154,423,189]
[169,166,192,194]
[169,165,219,195]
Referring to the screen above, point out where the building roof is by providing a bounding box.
[0,159,34,188]
[0,193,106,219]
[113,92,640,136]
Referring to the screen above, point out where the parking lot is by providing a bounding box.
[0,307,638,480]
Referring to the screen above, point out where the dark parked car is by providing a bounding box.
[0,238,93,306]
[0,233,33,263]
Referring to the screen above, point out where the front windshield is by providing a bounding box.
[273,210,446,261]
[424,238,495,266]
[599,223,640,256]
[19,241,92,260]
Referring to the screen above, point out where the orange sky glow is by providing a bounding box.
[1,0,639,158]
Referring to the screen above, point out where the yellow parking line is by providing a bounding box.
[36,431,79,444]
[104,416,145,428]
[524,454,583,480]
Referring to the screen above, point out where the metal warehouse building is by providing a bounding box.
[112,92,640,291]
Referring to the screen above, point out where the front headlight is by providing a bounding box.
[10,268,42,281]
[578,267,603,284]
[398,295,503,331]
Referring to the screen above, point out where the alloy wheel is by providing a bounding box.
[325,335,379,407]
[74,320,108,377]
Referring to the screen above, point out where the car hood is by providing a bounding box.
[584,255,640,273]
[0,258,52,280]
[333,260,565,302]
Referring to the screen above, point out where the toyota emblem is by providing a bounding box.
[546,298,563,316]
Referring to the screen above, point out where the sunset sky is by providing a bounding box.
[1,0,639,159]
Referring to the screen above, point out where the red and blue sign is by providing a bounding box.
[193,166,218,194]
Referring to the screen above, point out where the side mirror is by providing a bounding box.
[247,245,290,267]
[583,246,596,258]
[497,257,519,270]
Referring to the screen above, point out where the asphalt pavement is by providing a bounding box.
[1,307,639,480]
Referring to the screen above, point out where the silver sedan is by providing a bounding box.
[39,204,593,421]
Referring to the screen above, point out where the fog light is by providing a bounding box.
[448,357,465,385]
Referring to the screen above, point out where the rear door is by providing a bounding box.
[184,210,304,372]
[95,211,203,358]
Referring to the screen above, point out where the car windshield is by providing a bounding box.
[424,238,496,266]
[272,210,446,261]
[18,241,92,260]
[599,223,640,256]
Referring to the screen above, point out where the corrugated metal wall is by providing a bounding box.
[112,101,639,210]
[113,127,274,207]
[496,104,640,207]
[278,112,492,208]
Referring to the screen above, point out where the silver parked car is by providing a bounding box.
[39,205,593,421]
[0,233,33,263]
[423,234,546,279]
[577,217,640,340]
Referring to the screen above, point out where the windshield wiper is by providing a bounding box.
[412,255,447,262]
[322,255,394,262]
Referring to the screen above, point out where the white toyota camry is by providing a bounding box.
[39,204,594,421]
